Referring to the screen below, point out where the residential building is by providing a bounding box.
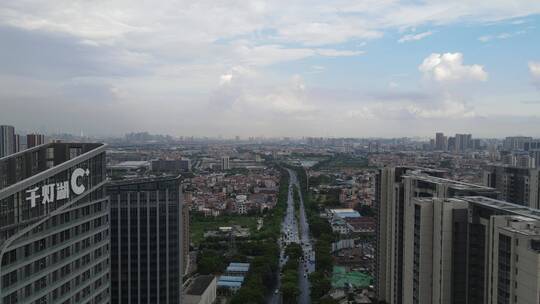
[504,136,533,151]
[435,132,447,151]
[107,177,184,304]
[12,135,20,154]
[524,139,540,151]
[0,125,15,158]
[454,133,472,153]
[484,165,540,209]
[221,156,230,170]
[27,134,46,149]
[375,166,497,304]
[0,142,110,304]
[402,196,540,304]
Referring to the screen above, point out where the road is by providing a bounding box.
[269,169,314,304]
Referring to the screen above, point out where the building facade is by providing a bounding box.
[151,159,191,173]
[0,126,15,158]
[27,134,46,149]
[107,177,183,304]
[0,142,110,304]
[375,166,497,304]
[221,157,230,171]
[484,165,540,209]
[435,132,447,151]
[182,204,190,276]
[401,196,540,304]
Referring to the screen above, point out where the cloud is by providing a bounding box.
[275,21,382,46]
[530,61,540,89]
[398,31,433,43]
[315,49,364,57]
[478,30,526,42]
[419,53,488,83]
[0,1,539,137]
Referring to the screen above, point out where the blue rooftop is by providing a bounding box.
[219,276,245,282]
[226,266,249,273]
[217,281,243,288]
[229,262,250,268]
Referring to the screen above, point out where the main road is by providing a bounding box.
[269,169,315,304]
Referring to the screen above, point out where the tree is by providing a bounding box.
[197,250,225,274]
[285,243,303,261]
[309,270,332,300]
[281,281,300,304]
[356,204,375,217]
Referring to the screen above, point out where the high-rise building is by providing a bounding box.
[107,177,184,304]
[503,136,533,151]
[221,156,230,170]
[523,139,540,151]
[435,132,447,151]
[12,134,20,154]
[27,134,46,148]
[484,165,540,209]
[454,133,472,153]
[375,166,497,304]
[400,196,540,304]
[473,138,482,150]
[403,197,469,304]
[515,154,536,168]
[182,204,190,276]
[447,136,456,152]
[0,142,110,304]
[0,125,15,158]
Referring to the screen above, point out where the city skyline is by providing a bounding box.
[0,1,540,137]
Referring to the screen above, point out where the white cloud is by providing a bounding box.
[398,31,432,43]
[406,99,476,119]
[315,49,364,57]
[478,30,526,42]
[419,53,488,83]
[530,61,540,88]
[276,21,382,46]
[1,0,539,136]
[219,74,233,86]
[529,61,540,77]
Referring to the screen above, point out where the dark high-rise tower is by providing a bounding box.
[107,177,184,304]
[0,125,15,158]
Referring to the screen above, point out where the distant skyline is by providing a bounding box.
[1,1,540,137]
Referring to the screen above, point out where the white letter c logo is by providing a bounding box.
[71,168,88,195]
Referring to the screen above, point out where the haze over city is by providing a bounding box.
[1,1,540,137]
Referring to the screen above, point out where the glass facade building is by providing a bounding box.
[107,177,183,304]
[0,143,110,304]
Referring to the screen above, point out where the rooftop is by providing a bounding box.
[329,209,361,218]
[331,266,372,289]
[185,275,215,296]
[109,160,150,169]
[0,142,106,193]
[463,196,540,221]
[406,170,494,191]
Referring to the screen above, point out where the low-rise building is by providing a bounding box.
[183,275,217,304]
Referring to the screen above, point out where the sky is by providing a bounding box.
[0,0,540,138]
